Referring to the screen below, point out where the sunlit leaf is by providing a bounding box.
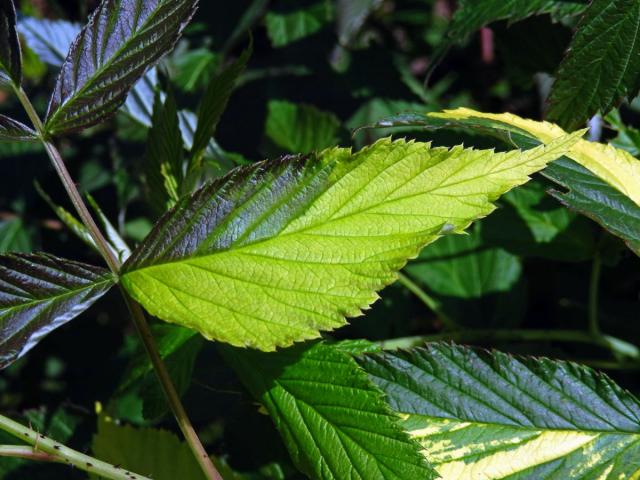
[121,134,579,350]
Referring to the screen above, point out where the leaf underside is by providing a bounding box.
[548,0,640,130]
[0,253,114,369]
[358,343,640,479]
[0,115,38,141]
[222,341,435,480]
[17,17,81,67]
[45,0,199,135]
[121,134,578,351]
[0,0,22,84]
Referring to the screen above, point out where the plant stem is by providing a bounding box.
[13,85,222,480]
[397,272,458,329]
[122,292,223,480]
[588,252,602,336]
[0,415,151,480]
[380,329,640,360]
[13,86,120,274]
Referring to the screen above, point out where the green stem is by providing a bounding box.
[122,292,222,480]
[380,329,640,360]
[397,272,458,329]
[0,415,151,479]
[13,85,222,480]
[588,252,602,336]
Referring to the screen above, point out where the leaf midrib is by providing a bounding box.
[47,0,181,127]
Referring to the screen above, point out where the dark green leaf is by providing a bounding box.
[265,100,341,153]
[544,158,640,255]
[0,0,22,84]
[358,343,640,478]
[221,341,435,480]
[44,0,199,136]
[0,115,37,141]
[190,41,252,171]
[0,253,114,369]
[265,2,333,48]
[548,0,640,130]
[146,90,184,214]
[448,0,586,42]
[18,17,81,66]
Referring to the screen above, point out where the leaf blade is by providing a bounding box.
[0,253,114,369]
[548,0,640,130]
[0,0,22,84]
[121,134,579,350]
[222,341,435,480]
[0,115,37,141]
[357,343,640,479]
[44,0,199,136]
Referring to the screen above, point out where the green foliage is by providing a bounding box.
[0,253,114,368]
[121,135,578,350]
[357,343,640,479]
[0,115,36,140]
[222,341,434,480]
[92,415,207,480]
[265,2,333,48]
[548,0,640,130]
[266,100,341,153]
[44,0,199,135]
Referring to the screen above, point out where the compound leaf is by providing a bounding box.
[0,253,114,369]
[44,0,199,136]
[121,134,579,350]
[222,341,435,480]
[357,343,640,479]
[0,0,22,84]
[548,0,640,130]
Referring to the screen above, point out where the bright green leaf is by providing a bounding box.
[0,0,21,84]
[44,0,198,135]
[121,134,580,350]
[358,343,640,479]
[548,0,640,130]
[0,253,114,369]
[265,100,341,154]
[265,2,333,48]
[173,48,219,93]
[221,341,435,480]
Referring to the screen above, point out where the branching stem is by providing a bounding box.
[12,84,222,480]
[0,415,151,479]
